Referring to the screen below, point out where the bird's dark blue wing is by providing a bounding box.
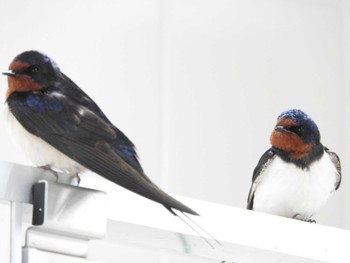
[324,147,342,190]
[247,149,275,210]
[58,74,145,175]
[7,88,197,215]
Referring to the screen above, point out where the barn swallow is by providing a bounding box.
[247,109,341,221]
[3,50,198,215]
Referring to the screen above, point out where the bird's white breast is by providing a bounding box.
[253,154,338,219]
[4,103,85,175]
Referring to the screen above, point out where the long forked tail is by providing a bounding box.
[166,207,222,249]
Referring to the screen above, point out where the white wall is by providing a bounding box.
[0,0,349,229]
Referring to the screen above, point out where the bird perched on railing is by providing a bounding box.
[247,109,341,222]
[3,50,198,216]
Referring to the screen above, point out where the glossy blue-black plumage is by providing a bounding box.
[6,50,197,215]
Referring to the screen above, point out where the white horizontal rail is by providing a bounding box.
[0,160,349,263]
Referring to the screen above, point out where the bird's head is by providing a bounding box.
[270,109,320,160]
[3,50,60,98]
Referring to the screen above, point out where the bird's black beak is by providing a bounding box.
[2,71,17,77]
[274,126,289,134]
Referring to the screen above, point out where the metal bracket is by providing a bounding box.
[26,180,107,258]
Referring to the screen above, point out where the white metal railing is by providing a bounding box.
[0,160,349,263]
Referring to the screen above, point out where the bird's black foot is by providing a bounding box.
[292,214,316,223]
[39,165,59,182]
[306,219,316,224]
[75,173,81,186]
[292,213,301,220]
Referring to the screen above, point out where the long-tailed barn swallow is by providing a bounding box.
[247,109,341,221]
[3,50,198,215]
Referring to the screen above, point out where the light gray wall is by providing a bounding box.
[0,0,349,229]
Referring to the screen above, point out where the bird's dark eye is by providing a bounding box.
[288,125,304,135]
[25,65,39,74]
[30,66,39,73]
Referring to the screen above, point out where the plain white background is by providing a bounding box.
[0,0,349,230]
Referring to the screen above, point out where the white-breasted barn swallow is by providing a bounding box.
[247,109,341,221]
[3,50,198,215]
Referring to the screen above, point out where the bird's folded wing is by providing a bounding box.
[324,147,342,190]
[7,90,198,215]
[247,149,275,210]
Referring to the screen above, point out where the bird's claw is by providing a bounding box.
[306,219,316,224]
[76,174,81,186]
[39,165,59,182]
[292,213,316,224]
